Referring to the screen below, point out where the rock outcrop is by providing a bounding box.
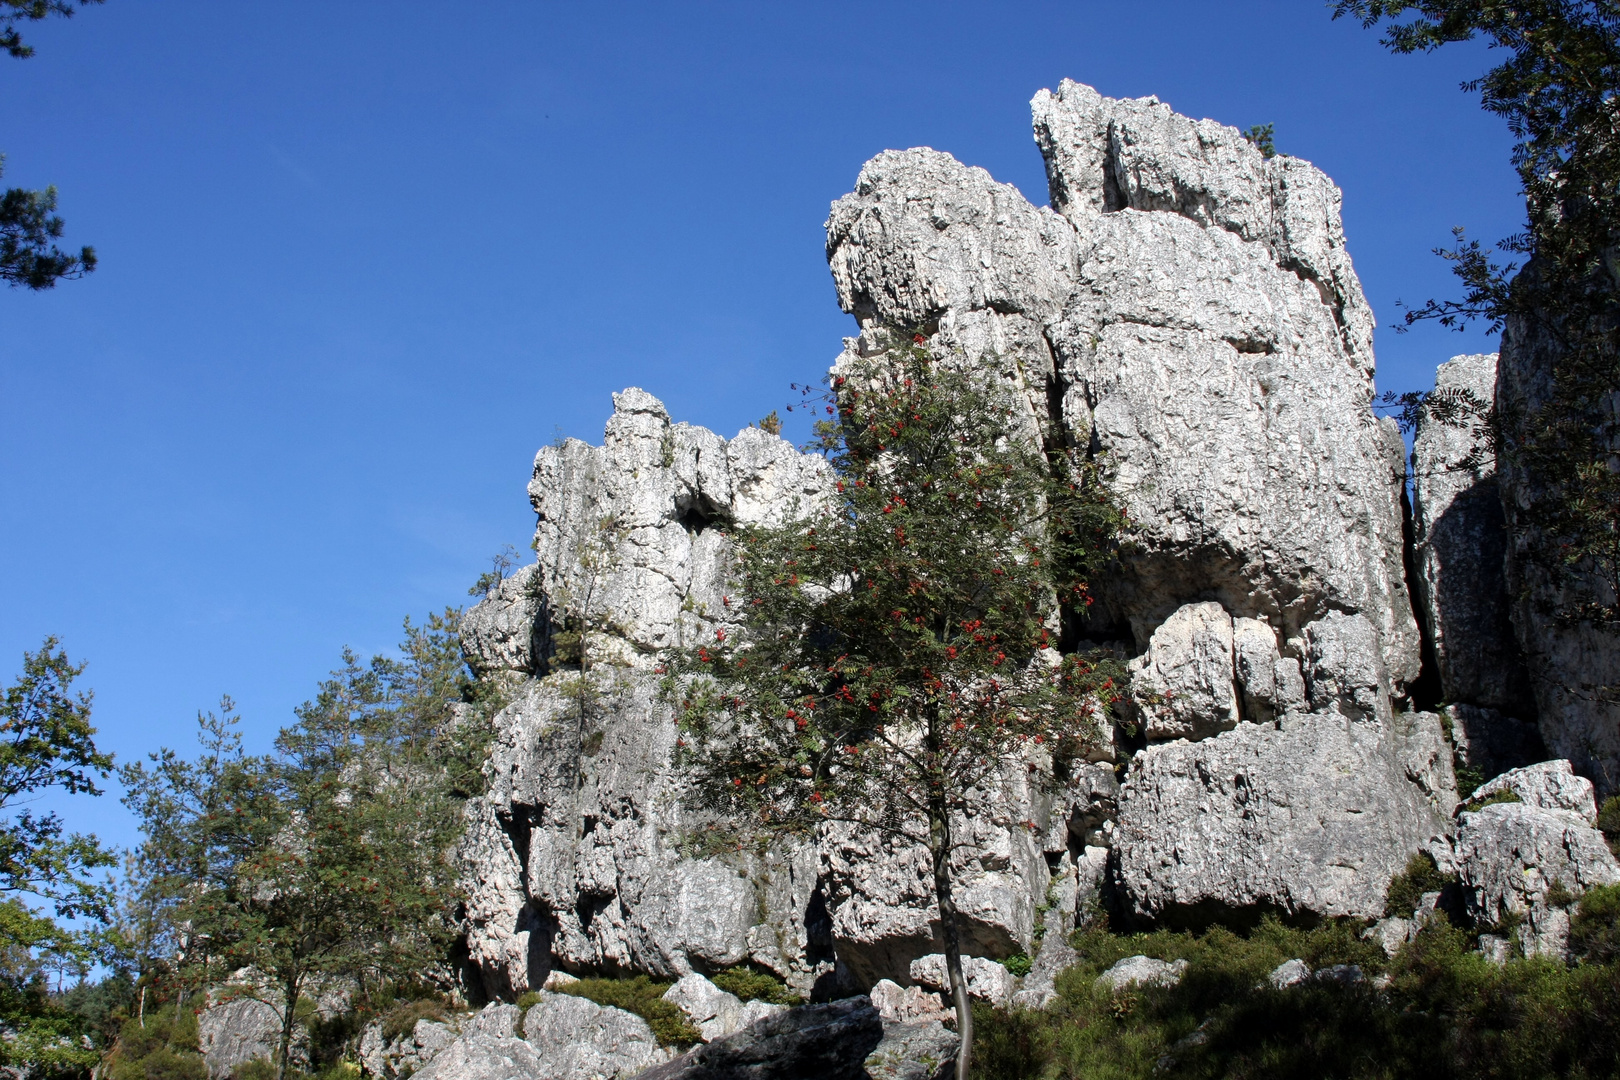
[455,80,1517,1005]
[1411,354,1533,719]
[1497,305,1620,795]
[638,997,884,1080]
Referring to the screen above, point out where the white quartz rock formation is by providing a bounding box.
[1114,712,1456,922]
[1411,354,1533,718]
[1455,801,1620,958]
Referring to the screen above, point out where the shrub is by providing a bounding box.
[1598,796,1620,855]
[103,1004,207,1080]
[709,965,802,1006]
[1385,851,1455,918]
[1000,953,1032,978]
[558,976,701,1048]
[1462,788,1523,812]
[1571,883,1620,964]
[379,998,449,1043]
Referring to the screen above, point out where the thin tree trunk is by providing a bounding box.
[276,976,301,1080]
[930,800,973,1080]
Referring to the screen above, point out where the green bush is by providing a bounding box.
[379,997,449,1043]
[710,965,802,1006]
[971,915,1620,1080]
[1462,788,1523,812]
[104,1004,207,1080]
[1598,796,1620,855]
[1571,882,1620,964]
[1385,851,1455,918]
[558,976,701,1048]
[1001,953,1033,978]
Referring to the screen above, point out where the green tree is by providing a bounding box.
[1,1,100,288]
[664,335,1125,1080]
[122,616,475,1080]
[1340,2,1620,639]
[0,637,116,1076]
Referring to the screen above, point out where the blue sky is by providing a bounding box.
[1,0,1519,851]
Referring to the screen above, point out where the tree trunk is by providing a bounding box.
[276,977,301,1080]
[930,801,973,1080]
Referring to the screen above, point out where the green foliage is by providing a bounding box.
[378,997,449,1044]
[557,976,701,1048]
[0,0,102,59]
[666,334,1126,844]
[756,410,782,436]
[1597,795,1620,853]
[1570,882,1620,964]
[56,969,134,1048]
[121,613,478,1080]
[710,964,802,1005]
[1240,123,1276,158]
[1340,1,1620,638]
[974,915,1620,1080]
[103,1003,207,1080]
[1385,851,1456,917]
[1463,788,1523,812]
[0,639,118,1075]
[467,545,519,598]
[1001,953,1032,978]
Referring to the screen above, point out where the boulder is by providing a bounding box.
[1127,602,1240,741]
[1010,936,1079,1010]
[868,980,952,1025]
[663,973,784,1042]
[863,1020,959,1080]
[1268,959,1310,989]
[1471,759,1598,820]
[519,992,666,1080]
[1410,353,1533,716]
[1095,956,1187,993]
[358,1016,460,1080]
[460,565,543,679]
[1455,801,1620,957]
[1114,713,1455,923]
[907,954,1015,1006]
[636,997,884,1080]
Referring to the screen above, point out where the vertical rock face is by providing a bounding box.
[1411,353,1533,718]
[1497,308,1620,794]
[827,80,1419,689]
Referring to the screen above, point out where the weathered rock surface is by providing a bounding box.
[637,997,884,1080]
[1011,936,1079,1010]
[1497,295,1620,796]
[864,1020,958,1080]
[664,973,785,1043]
[828,79,1419,686]
[1472,759,1598,820]
[907,954,1015,1006]
[1095,956,1187,992]
[1268,959,1310,989]
[1411,354,1533,717]
[1115,712,1455,923]
[521,992,667,1079]
[868,980,952,1024]
[197,997,288,1079]
[359,1015,459,1080]
[1127,602,1239,741]
[1455,800,1620,957]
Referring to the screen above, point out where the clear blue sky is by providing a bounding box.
[1,0,1518,851]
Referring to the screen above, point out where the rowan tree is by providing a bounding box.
[663,335,1125,1080]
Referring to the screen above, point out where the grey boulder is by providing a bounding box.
[636,996,884,1080]
[1095,956,1187,993]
